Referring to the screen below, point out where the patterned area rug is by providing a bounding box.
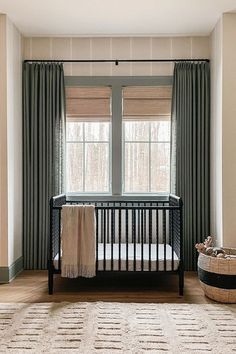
[0,302,236,353]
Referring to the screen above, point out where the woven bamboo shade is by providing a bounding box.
[123,86,172,121]
[66,85,172,122]
[66,86,111,122]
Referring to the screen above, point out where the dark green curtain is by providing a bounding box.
[23,63,65,269]
[171,62,210,271]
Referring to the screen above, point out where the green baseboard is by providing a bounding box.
[0,256,23,283]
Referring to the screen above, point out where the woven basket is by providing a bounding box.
[198,248,236,303]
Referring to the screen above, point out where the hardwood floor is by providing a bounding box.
[0,271,213,303]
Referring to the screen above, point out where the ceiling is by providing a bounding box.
[0,0,236,36]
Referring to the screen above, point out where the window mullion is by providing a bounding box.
[83,123,85,192]
[149,123,151,193]
[112,84,122,195]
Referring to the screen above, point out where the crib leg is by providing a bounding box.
[179,265,184,296]
[48,262,54,295]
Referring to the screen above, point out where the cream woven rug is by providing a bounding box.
[0,302,236,354]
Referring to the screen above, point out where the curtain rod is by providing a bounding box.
[23,58,210,65]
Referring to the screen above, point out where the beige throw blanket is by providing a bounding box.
[61,205,96,278]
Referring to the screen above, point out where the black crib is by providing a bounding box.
[48,194,183,295]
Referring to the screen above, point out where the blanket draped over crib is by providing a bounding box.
[61,205,96,278]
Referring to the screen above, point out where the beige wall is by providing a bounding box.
[0,15,8,267]
[222,13,236,247]
[6,18,23,265]
[211,13,236,248]
[24,36,210,76]
[210,18,223,246]
[0,14,23,268]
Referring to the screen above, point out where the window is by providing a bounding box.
[65,77,172,195]
[66,87,111,193]
[123,86,171,193]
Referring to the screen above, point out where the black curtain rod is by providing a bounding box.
[23,58,210,64]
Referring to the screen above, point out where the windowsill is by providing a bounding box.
[66,192,170,202]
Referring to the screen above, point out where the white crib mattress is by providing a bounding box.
[54,243,179,272]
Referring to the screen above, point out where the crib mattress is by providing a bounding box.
[54,243,179,272]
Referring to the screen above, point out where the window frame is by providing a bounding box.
[65,76,173,199]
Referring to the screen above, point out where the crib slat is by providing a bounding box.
[103,208,106,271]
[141,209,144,271]
[156,209,159,271]
[107,207,110,244]
[170,209,174,271]
[111,208,114,271]
[126,209,128,271]
[149,209,152,272]
[138,203,140,243]
[118,209,121,271]
[144,204,147,244]
[58,209,61,271]
[96,209,98,271]
[163,209,166,272]
[133,209,136,271]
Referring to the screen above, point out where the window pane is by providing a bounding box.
[66,122,83,141]
[124,143,149,193]
[151,143,170,192]
[85,143,109,192]
[85,122,110,141]
[66,143,83,192]
[124,121,149,141]
[151,121,170,142]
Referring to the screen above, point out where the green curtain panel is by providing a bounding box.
[171,62,210,271]
[23,63,65,269]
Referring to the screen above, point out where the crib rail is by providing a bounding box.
[48,194,183,294]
